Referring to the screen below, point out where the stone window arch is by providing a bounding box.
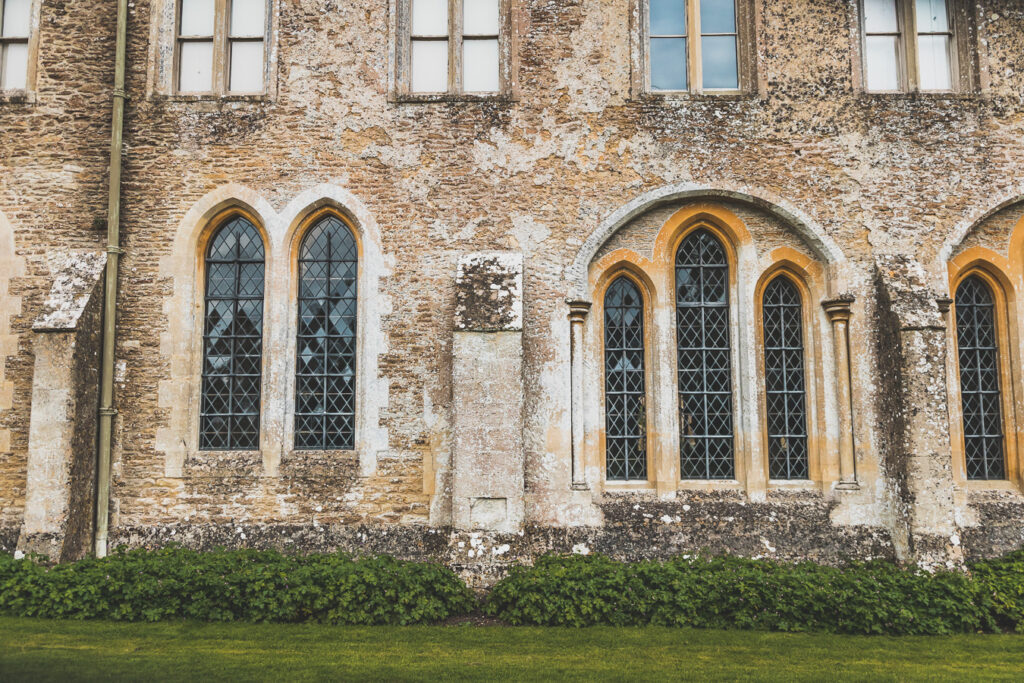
[198,212,267,451]
[293,211,360,451]
[158,185,389,482]
[940,198,1024,494]
[675,226,735,480]
[759,273,809,480]
[582,201,848,496]
[601,274,650,482]
[944,262,1019,486]
[953,274,1006,480]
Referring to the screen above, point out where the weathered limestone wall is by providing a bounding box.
[1,1,1024,567]
[0,0,115,550]
[17,252,106,561]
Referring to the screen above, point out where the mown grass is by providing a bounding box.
[0,617,1022,681]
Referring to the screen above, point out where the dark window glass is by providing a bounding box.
[676,228,734,479]
[604,277,647,481]
[200,215,265,450]
[955,276,1006,480]
[294,215,358,450]
[762,277,808,480]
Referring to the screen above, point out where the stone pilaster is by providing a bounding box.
[822,297,859,490]
[17,252,106,562]
[568,300,591,491]
[451,252,525,533]
[874,256,962,569]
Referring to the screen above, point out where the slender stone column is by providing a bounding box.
[823,297,859,490]
[568,300,592,490]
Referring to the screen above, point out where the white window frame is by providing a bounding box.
[859,0,967,94]
[171,0,271,97]
[639,0,755,96]
[0,0,40,95]
[394,0,517,101]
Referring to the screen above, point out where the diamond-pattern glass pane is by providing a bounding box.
[604,277,647,481]
[294,215,358,450]
[955,276,1005,480]
[199,216,265,450]
[676,229,735,479]
[762,277,809,480]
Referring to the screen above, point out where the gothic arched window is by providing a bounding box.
[955,275,1006,480]
[604,276,647,481]
[762,276,808,479]
[676,228,734,479]
[294,214,359,450]
[200,215,265,450]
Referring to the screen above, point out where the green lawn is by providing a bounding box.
[0,617,1021,682]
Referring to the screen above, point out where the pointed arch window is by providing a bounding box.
[604,277,647,481]
[294,214,359,450]
[954,275,1006,480]
[200,216,265,450]
[676,228,734,479]
[762,276,808,480]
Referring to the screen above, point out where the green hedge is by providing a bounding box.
[483,553,1024,634]
[0,548,474,625]
[2,549,1023,633]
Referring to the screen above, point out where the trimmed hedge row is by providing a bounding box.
[0,548,474,625]
[483,553,1024,634]
[2,548,1023,633]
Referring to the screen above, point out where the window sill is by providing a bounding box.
[768,479,817,489]
[390,92,515,105]
[964,479,1022,494]
[678,479,744,491]
[634,90,757,103]
[603,481,656,491]
[857,90,980,102]
[0,89,37,105]
[154,93,271,104]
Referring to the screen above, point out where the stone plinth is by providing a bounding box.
[17,251,106,561]
[451,253,524,533]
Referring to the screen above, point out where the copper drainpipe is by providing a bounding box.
[95,0,129,558]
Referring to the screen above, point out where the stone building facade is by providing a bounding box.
[1,0,1023,578]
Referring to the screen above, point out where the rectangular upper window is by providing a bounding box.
[0,0,31,90]
[177,0,267,95]
[647,0,750,94]
[401,0,507,97]
[861,0,960,92]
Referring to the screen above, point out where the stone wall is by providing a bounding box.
[1,1,1023,569]
[0,0,115,550]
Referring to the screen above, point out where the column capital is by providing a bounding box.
[567,300,592,323]
[935,297,953,314]
[822,297,854,323]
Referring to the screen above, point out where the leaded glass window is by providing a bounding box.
[762,277,808,480]
[200,216,265,450]
[295,215,358,450]
[604,277,647,481]
[955,276,1006,480]
[676,229,734,479]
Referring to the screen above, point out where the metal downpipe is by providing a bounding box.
[95,0,130,558]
